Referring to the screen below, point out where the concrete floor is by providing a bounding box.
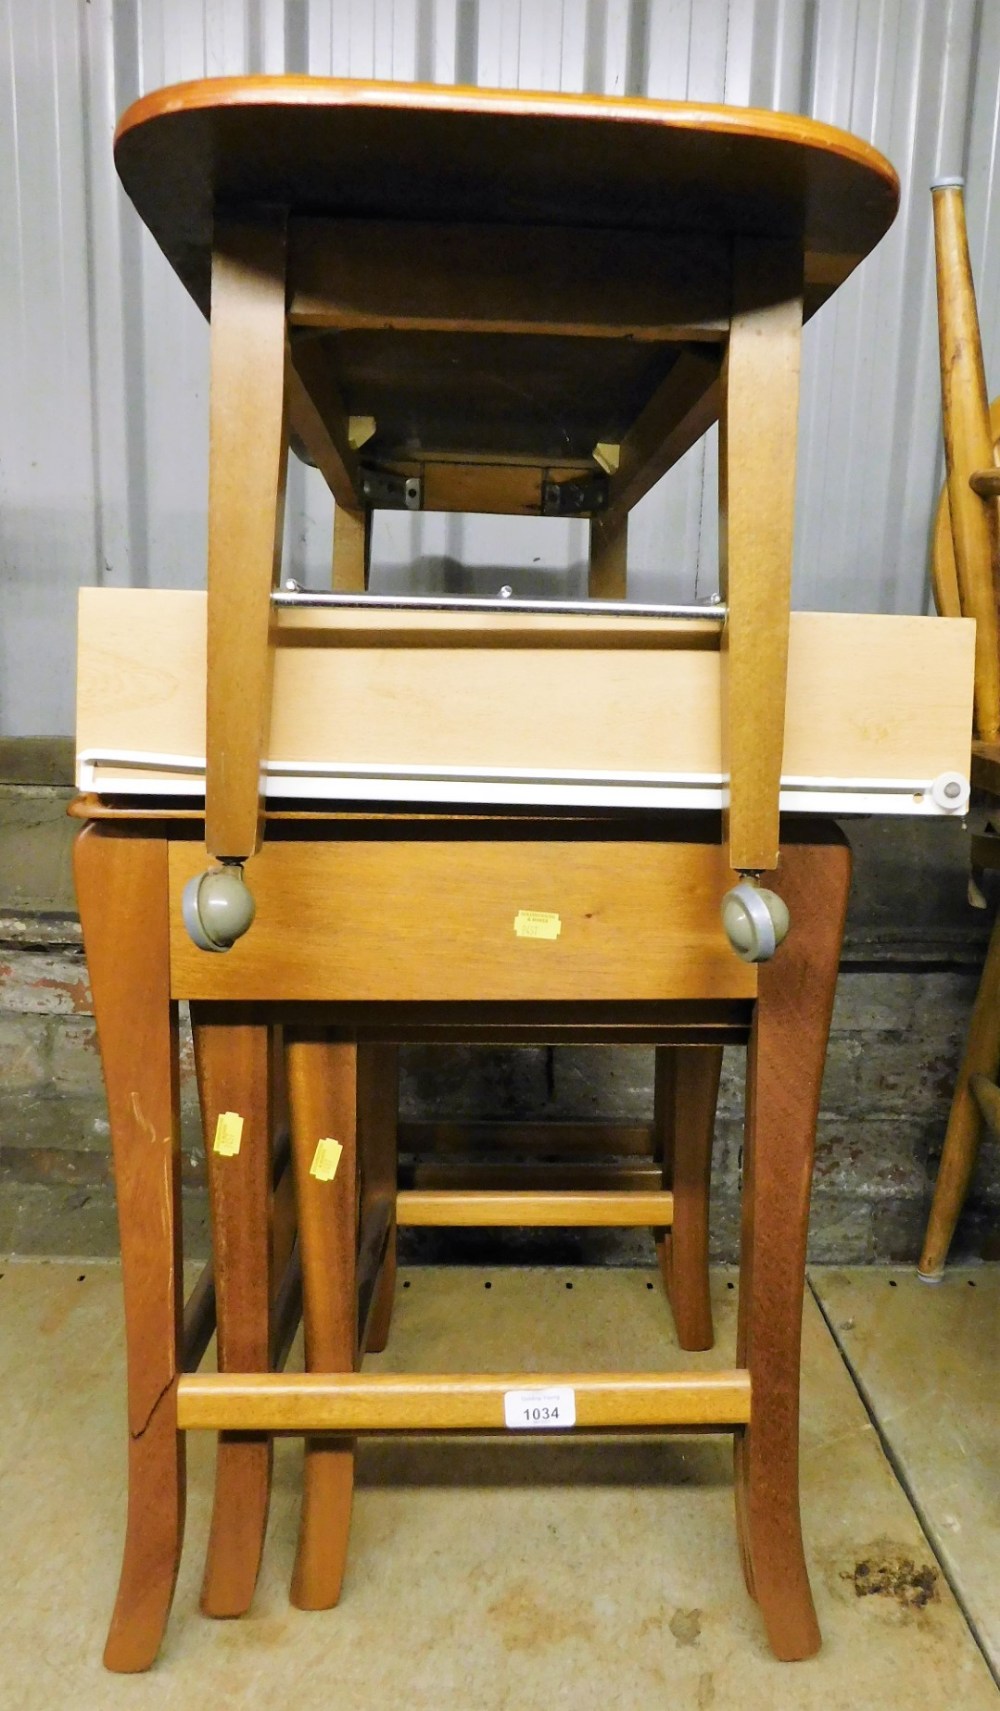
[0,1261,997,1711]
[814,1266,1000,1675]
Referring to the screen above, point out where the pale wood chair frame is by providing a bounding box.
[920,180,1000,1278]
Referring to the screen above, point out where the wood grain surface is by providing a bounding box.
[192,1011,275,1618]
[734,830,851,1660]
[205,219,288,861]
[357,1044,399,1355]
[114,76,898,328]
[78,591,975,796]
[167,838,755,1003]
[177,1368,752,1432]
[654,1045,722,1352]
[286,1034,359,1610]
[74,828,186,1673]
[720,240,803,873]
[933,184,1000,739]
[395,1189,675,1226]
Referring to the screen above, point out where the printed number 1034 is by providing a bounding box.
[503,1386,577,1429]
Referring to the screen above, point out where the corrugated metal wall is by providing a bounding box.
[2,0,998,735]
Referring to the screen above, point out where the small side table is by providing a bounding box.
[75,803,850,1668]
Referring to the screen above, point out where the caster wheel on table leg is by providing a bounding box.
[182,865,256,952]
[722,881,790,964]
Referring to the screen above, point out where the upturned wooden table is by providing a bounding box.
[111,76,898,943]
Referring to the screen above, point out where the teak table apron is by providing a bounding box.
[77,75,910,1673]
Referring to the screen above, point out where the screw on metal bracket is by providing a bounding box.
[360,467,423,510]
[541,475,609,517]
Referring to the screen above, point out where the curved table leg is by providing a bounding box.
[192,1007,274,1618]
[654,1045,721,1351]
[286,1032,359,1611]
[735,831,851,1661]
[75,825,185,1673]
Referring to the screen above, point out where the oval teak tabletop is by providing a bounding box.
[115,76,899,320]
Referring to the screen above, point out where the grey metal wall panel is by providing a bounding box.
[1,0,96,733]
[2,0,997,732]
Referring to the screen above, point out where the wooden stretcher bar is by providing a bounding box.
[176,1368,752,1432]
[395,1189,676,1226]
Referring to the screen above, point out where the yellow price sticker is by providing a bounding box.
[213,1111,244,1157]
[310,1137,344,1182]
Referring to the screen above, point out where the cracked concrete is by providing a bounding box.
[0,1261,996,1709]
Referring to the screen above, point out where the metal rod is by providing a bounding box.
[273,586,726,621]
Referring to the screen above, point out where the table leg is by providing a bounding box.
[734,832,851,1659]
[74,826,185,1673]
[654,1045,722,1351]
[359,1044,400,1353]
[286,1033,359,1610]
[270,1025,298,1282]
[204,218,288,874]
[192,1007,274,1618]
[333,503,372,591]
[720,241,803,879]
[588,511,628,598]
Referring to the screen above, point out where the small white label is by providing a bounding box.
[503,1386,576,1430]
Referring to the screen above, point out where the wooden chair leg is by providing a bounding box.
[359,1044,399,1354]
[932,180,1000,740]
[735,831,851,1661]
[919,904,1000,1277]
[286,1032,359,1611]
[74,826,186,1673]
[192,1007,274,1618]
[654,1045,722,1351]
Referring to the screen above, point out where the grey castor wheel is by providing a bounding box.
[182,863,255,952]
[721,880,790,963]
